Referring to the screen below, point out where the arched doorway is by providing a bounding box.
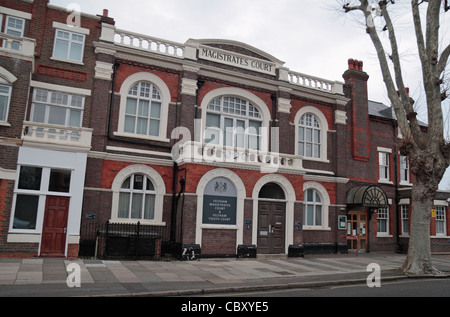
[257,182,286,254]
[346,186,389,253]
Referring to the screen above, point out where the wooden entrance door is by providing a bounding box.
[257,201,286,254]
[346,211,367,252]
[40,196,70,257]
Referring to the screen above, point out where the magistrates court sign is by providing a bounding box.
[199,46,276,76]
[203,177,237,225]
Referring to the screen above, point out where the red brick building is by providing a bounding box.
[0,0,448,258]
[0,0,112,257]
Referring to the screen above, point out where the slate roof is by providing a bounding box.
[368,100,428,127]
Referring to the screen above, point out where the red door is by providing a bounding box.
[40,196,70,257]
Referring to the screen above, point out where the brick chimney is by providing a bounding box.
[343,58,370,161]
[97,8,115,25]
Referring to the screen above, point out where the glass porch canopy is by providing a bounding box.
[346,186,389,208]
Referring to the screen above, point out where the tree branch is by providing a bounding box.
[438,43,450,75]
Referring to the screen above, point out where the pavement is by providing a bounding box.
[0,252,449,297]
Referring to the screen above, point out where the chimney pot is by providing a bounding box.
[103,9,109,17]
[348,58,355,69]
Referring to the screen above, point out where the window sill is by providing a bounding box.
[376,234,393,238]
[0,122,11,127]
[298,156,330,164]
[50,56,84,66]
[378,179,393,185]
[113,131,170,143]
[302,226,331,231]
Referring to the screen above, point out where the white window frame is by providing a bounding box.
[302,182,330,231]
[401,204,409,236]
[399,155,410,184]
[10,165,73,234]
[111,165,166,225]
[116,72,171,143]
[435,206,446,236]
[0,82,12,123]
[52,29,85,64]
[295,106,329,162]
[298,113,322,159]
[200,87,271,152]
[117,173,157,221]
[376,207,389,236]
[4,15,25,51]
[0,66,18,126]
[303,188,323,227]
[377,148,392,183]
[123,81,162,137]
[30,88,85,128]
[205,96,263,151]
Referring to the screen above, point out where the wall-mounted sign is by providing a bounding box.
[338,215,347,230]
[203,177,237,225]
[199,46,276,76]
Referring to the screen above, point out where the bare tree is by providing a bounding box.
[341,0,450,275]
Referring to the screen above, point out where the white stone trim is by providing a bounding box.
[251,174,296,253]
[302,181,331,231]
[30,80,91,96]
[200,87,271,150]
[52,21,90,35]
[294,106,329,162]
[0,7,32,20]
[117,72,171,142]
[110,164,166,225]
[95,61,114,81]
[335,110,347,125]
[278,97,292,114]
[181,78,198,96]
[0,66,17,84]
[195,169,246,247]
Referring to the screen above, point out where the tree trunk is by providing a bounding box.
[401,173,441,275]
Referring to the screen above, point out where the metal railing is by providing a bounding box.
[79,220,179,261]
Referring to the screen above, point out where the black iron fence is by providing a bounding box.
[79,221,180,261]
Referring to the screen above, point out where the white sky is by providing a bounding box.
[49,0,450,189]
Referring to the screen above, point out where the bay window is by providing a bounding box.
[30,88,84,127]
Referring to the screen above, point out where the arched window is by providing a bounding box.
[118,174,156,220]
[302,181,331,230]
[0,66,17,124]
[303,188,322,227]
[111,165,166,225]
[298,113,321,158]
[124,81,161,137]
[117,72,170,142]
[205,96,263,150]
[294,106,329,161]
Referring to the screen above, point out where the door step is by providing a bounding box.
[257,254,288,260]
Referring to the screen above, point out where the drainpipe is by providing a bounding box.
[271,94,277,153]
[195,78,205,120]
